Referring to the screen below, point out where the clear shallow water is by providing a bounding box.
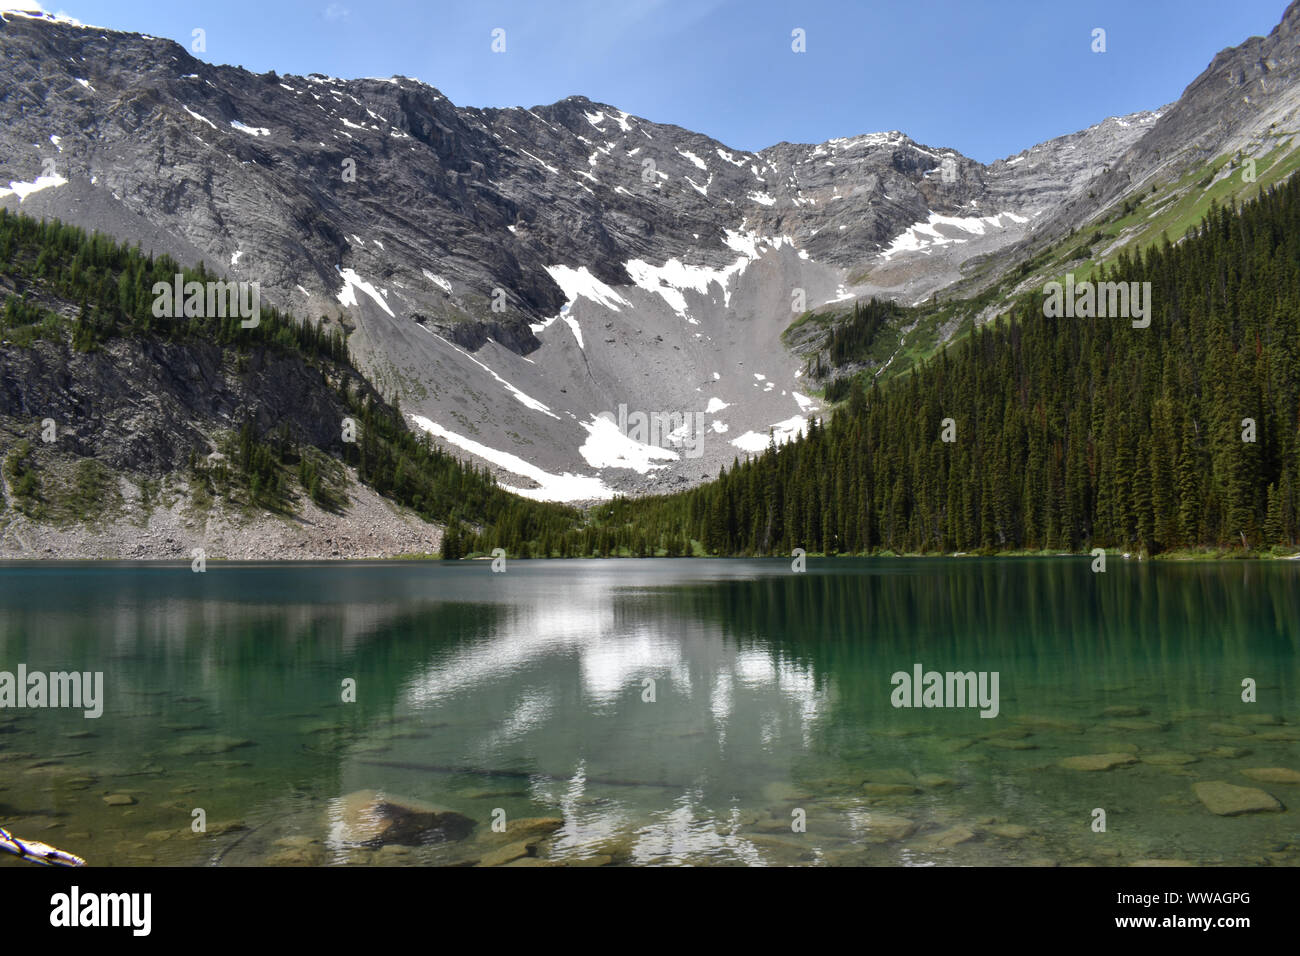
[0,558,1297,867]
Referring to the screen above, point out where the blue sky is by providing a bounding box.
[39,0,1293,162]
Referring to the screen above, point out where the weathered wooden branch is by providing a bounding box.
[0,827,85,867]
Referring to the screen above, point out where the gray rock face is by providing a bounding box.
[1100,1,1300,204]
[0,13,1036,329]
[2,3,1297,500]
[984,113,1166,216]
[0,335,365,474]
[982,0,1300,285]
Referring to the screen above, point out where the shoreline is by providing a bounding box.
[1,549,1297,565]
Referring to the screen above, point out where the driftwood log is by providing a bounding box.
[0,827,85,866]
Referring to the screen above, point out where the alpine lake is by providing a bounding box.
[0,557,1296,867]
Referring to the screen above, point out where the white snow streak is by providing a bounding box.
[335,266,394,317]
[230,120,270,136]
[579,416,677,472]
[410,416,613,502]
[0,173,68,201]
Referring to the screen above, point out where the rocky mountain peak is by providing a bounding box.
[2,2,1297,503]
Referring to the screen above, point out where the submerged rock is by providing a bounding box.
[1101,706,1148,718]
[300,722,348,736]
[742,834,818,863]
[1240,768,1300,785]
[502,856,560,867]
[860,813,917,842]
[267,844,327,866]
[983,727,1033,740]
[862,782,920,796]
[987,824,1033,839]
[330,789,476,847]
[273,835,322,849]
[936,739,976,753]
[1107,719,1169,732]
[1230,713,1281,725]
[752,815,800,833]
[1206,722,1254,738]
[478,839,538,867]
[1192,781,1284,816]
[204,820,248,836]
[1253,728,1300,741]
[460,823,571,866]
[1141,752,1200,766]
[1060,753,1137,771]
[167,735,254,756]
[1200,746,1252,759]
[195,759,253,770]
[1089,741,1140,754]
[918,825,977,848]
[1014,715,1086,733]
[861,768,917,785]
[917,774,957,788]
[488,817,564,843]
[762,781,812,803]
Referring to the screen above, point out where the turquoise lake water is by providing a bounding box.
[0,558,1296,866]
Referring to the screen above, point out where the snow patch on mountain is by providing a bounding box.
[421,269,453,295]
[677,148,707,170]
[336,266,394,317]
[624,230,792,320]
[730,415,809,453]
[560,308,584,349]
[182,106,217,129]
[579,416,677,472]
[880,210,1029,260]
[411,415,614,502]
[230,120,270,136]
[545,264,631,311]
[0,172,67,201]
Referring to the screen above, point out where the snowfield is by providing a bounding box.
[411,415,615,502]
[0,172,67,201]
